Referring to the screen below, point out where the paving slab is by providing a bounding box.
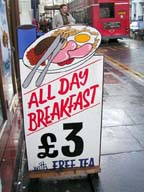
[125,106,144,125]
[98,151,144,192]
[101,126,143,155]
[102,108,134,127]
[126,124,144,147]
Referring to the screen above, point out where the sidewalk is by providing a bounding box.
[99,61,144,192]
[1,57,144,192]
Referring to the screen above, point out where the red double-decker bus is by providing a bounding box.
[68,0,130,39]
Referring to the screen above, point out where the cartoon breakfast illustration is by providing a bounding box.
[22,25,101,88]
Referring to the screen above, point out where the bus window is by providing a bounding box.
[100,3,115,18]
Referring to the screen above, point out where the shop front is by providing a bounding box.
[0,0,23,191]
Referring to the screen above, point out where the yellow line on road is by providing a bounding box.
[105,55,144,79]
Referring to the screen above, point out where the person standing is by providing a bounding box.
[52,4,75,29]
[39,15,48,33]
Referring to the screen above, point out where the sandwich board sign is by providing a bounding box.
[17,25,103,178]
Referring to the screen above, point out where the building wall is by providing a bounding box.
[19,0,33,24]
[39,0,68,17]
[131,0,144,21]
[18,0,71,22]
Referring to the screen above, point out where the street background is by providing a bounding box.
[13,37,144,192]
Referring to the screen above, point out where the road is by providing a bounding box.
[97,38,144,85]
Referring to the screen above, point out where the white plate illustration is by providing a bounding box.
[23,25,101,74]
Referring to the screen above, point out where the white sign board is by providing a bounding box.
[18,25,103,171]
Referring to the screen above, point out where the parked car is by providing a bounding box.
[130,21,144,39]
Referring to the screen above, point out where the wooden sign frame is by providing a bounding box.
[29,166,101,179]
[17,25,103,179]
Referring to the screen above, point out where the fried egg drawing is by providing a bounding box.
[67,32,96,46]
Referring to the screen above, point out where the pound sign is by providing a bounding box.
[37,133,58,158]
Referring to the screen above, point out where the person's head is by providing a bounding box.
[60,4,69,15]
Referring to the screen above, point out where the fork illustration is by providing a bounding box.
[22,34,62,89]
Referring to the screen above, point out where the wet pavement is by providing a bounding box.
[1,38,144,192]
[96,38,144,192]
[98,38,144,85]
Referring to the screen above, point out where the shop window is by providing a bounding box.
[100,3,115,18]
[0,0,14,106]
